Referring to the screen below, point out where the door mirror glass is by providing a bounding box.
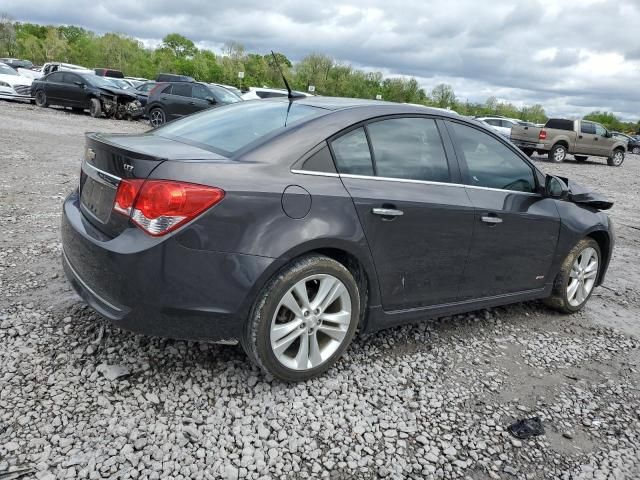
[205,96,216,104]
[545,175,569,199]
[74,81,84,87]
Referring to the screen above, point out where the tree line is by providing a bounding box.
[1,15,638,132]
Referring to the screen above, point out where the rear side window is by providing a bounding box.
[367,118,450,182]
[161,85,172,94]
[172,83,192,97]
[449,122,536,193]
[331,128,374,176]
[546,119,574,130]
[581,122,596,134]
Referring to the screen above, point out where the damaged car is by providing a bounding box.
[31,71,143,119]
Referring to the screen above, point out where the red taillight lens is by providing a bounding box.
[539,130,547,140]
[113,179,144,215]
[113,179,224,236]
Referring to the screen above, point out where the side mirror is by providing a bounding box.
[205,96,216,104]
[74,81,84,88]
[545,175,569,199]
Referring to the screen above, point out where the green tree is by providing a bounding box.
[430,83,456,108]
[161,33,196,58]
[0,13,17,56]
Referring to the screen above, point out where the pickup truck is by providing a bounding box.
[510,118,626,166]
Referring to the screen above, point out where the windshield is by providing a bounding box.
[0,64,19,76]
[208,84,242,103]
[154,101,325,155]
[105,78,132,89]
[83,75,122,88]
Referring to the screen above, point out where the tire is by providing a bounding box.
[632,146,640,155]
[521,148,534,157]
[574,155,588,162]
[549,144,567,163]
[241,254,361,382]
[544,238,601,313]
[149,108,166,127]
[34,90,48,108]
[89,98,102,118]
[607,149,624,167]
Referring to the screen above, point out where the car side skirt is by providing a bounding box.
[364,284,553,333]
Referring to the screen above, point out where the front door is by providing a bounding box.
[577,121,600,156]
[190,84,216,114]
[445,121,560,299]
[594,123,615,156]
[330,117,475,311]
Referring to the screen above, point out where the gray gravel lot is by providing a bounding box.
[1,100,639,480]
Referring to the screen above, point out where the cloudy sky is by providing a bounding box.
[4,0,640,120]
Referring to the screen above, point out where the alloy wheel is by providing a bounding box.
[567,247,599,307]
[612,151,624,166]
[270,274,352,370]
[553,147,565,162]
[150,109,165,127]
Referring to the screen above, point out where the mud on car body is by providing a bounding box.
[31,71,143,120]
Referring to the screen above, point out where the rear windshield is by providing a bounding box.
[545,119,573,131]
[154,101,325,155]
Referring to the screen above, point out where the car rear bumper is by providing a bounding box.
[511,139,546,151]
[61,191,276,341]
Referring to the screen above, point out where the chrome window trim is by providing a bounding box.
[290,169,340,178]
[82,160,121,187]
[290,169,541,196]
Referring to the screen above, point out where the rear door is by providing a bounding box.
[445,120,560,299]
[44,72,66,103]
[161,83,194,119]
[331,116,474,311]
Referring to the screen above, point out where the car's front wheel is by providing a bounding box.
[544,238,601,313]
[89,98,102,118]
[34,90,48,108]
[632,146,640,155]
[242,255,360,382]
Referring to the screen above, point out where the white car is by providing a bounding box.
[476,117,523,138]
[0,62,33,101]
[241,87,312,100]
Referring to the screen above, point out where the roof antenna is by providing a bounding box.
[270,50,301,100]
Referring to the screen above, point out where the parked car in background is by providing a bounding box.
[41,62,93,76]
[241,86,311,100]
[125,77,148,88]
[31,71,143,119]
[62,98,614,381]
[0,58,34,70]
[475,116,523,138]
[106,78,136,90]
[611,131,640,155]
[145,81,242,127]
[133,81,156,108]
[0,62,34,101]
[95,68,125,79]
[511,118,626,166]
[156,73,195,82]
[209,83,242,97]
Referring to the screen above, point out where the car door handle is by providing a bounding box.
[578,135,583,139]
[372,208,404,217]
[594,137,598,141]
[481,215,503,224]
[189,101,196,105]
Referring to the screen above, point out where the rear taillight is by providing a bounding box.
[113,179,224,236]
[539,130,547,140]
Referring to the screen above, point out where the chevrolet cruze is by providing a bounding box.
[61,98,614,381]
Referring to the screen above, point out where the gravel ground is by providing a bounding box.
[1,100,639,480]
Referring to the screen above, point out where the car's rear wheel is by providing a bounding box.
[607,149,624,167]
[149,108,166,127]
[550,144,567,163]
[34,90,48,108]
[89,98,102,118]
[242,255,360,382]
[544,238,601,313]
[574,155,588,162]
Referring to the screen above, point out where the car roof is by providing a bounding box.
[262,96,461,119]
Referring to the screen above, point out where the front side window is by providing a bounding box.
[367,117,450,182]
[47,72,64,82]
[594,124,607,136]
[331,128,374,176]
[581,122,596,135]
[449,122,536,193]
[192,84,211,100]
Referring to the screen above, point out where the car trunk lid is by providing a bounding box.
[79,132,228,238]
